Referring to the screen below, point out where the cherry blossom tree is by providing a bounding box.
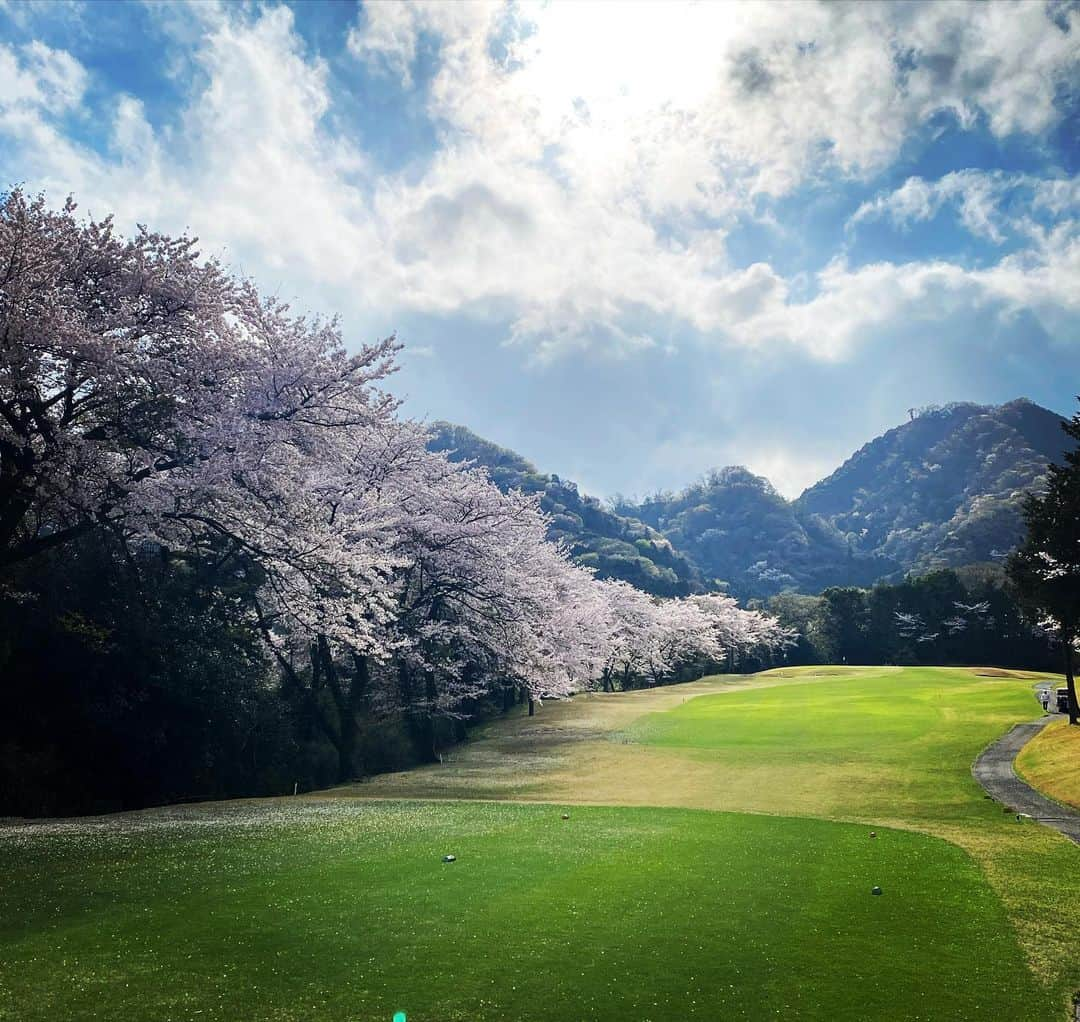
[644,598,723,686]
[1,189,793,780]
[0,188,405,643]
[594,579,664,691]
[688,593,794,670]
[588,587,790,691]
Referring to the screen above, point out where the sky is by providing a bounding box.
[1,0,1078,500]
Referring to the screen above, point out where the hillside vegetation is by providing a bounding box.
[796,399,1070,574]
[428,422,702,596]
[615,466,894,598]
[451,399,1067,599]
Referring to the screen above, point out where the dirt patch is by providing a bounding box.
[512,726,608,741]
[968,667,1060,681]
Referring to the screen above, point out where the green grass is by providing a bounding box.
[3,665,1079,1021]
[0,801,1054,1022]
[623,665,1080,1009]
[627,666,1043,822]
[1016,717,1080,811]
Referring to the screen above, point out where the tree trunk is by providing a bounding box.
[398,660,435,763]
[503,685,515,712]
[528,696,536,717]
[422,671,440,762]
[1064,633,1078,725]
[316,635,358,784]
[335,717,357,784]
[254,609,343,778]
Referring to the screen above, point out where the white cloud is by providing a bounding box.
[849,171,1080,244]
[350,0,1080,355]
[630,431,836,501]
[718,218,1080,361]
[0,38,86,111]
[742,448,838,501]
[355,0,1079,197]
[0,0,1077,369]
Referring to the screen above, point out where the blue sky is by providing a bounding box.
[1,0,1077,498]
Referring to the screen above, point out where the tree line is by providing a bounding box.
[0,192,788,816]
[767,568,1057,672]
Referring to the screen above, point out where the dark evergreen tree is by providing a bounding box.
[1008,401,1080,724]
[819,587,870,664]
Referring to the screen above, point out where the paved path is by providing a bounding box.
[973,714,1080,845]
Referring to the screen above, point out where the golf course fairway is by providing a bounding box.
[2,666,1078,1020]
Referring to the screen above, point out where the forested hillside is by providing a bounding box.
[794,399,1069,573]
[427,423,702,596]
[461,400,1067,599]
[613,467,894,599]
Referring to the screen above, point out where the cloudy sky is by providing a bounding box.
[1,0,1078,499]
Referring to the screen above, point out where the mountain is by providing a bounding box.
[433,398,1069,600]
[612,467,896,599]
[426,422,702,596]
[793,398,1070,574]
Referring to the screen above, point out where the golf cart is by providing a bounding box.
[1057,687,1072,713]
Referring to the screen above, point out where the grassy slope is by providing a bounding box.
[3,666,1078,1021]
[1016,718,1080,811]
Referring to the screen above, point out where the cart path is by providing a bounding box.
[973,715,1080,845]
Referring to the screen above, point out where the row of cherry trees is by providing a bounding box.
[0,191,791,782]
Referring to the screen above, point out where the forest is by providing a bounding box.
[767,568,1060,672]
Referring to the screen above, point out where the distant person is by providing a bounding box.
[1040,690,1050,713]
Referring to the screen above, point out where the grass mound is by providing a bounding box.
[1016,719,1080,811]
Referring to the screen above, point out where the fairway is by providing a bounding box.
[3,666,1079,1021]
[627,666,1051,822]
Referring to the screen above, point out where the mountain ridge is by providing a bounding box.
[793,398,1069,575]
[430,397,1068,599]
